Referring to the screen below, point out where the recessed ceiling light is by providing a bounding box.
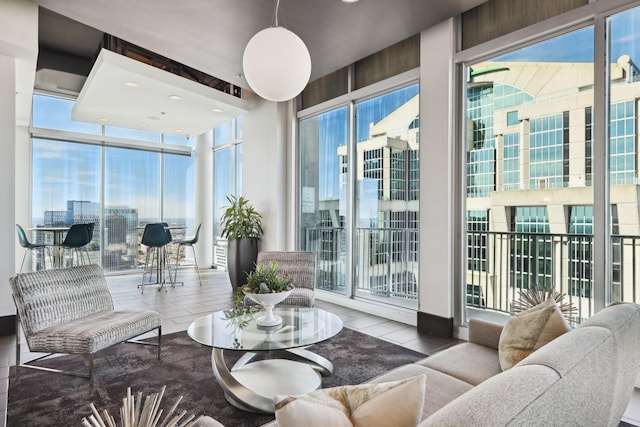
[342,0,359,3]
[212,108,224,113]
[98,117,109,122]
[175,129,183,133]
[140,123,148,128]
[168,95,182,101]
[124,81,139,88]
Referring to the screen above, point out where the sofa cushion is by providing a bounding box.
[420,364,560,427]
[274,375,426,427]
[498,297,571,370]
[419,342,501,386]
[370,364,473,420]
[468,318,503,350]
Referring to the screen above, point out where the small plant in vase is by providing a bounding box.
[242,262,294,326]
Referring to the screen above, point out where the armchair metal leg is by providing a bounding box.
[15,313,21,380]
[124,325,162,360]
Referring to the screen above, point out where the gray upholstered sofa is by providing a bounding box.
[262,302,640,426]
[9,264,162,385]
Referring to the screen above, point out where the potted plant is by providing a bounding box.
[220,195,263,291]
[242,262,294,326]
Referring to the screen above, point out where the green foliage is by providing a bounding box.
[222,288,260,329]
[243,262,293,294]
[219,195,263,241]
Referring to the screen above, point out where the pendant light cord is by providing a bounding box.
[274,0,281,27]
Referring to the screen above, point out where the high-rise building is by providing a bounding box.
[464,55,640,318]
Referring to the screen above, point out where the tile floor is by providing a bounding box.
[0,267,461,427]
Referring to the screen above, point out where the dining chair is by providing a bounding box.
[61,223,93,266]
[15,224,51,272]
[172,223,202,286]
[140,223,173,293]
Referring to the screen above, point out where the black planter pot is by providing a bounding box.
[227,238,259,291]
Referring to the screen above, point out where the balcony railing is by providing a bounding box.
[304,226,419,308]
[467,230,640,322]
[303,226,640,319]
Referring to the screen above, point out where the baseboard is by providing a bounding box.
[0,315,16,336]
[315,290,416,326]
[417,311,453,338]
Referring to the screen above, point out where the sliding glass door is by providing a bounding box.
[354,85,419,308]
[607,6,640,307]
[299,107,349,295]
[298,83,420,309]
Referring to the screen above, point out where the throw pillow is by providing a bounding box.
[499,296,572,370]
[274,374,427,427]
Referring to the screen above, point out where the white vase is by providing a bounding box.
[244,289,293,326]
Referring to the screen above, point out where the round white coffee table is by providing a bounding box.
[187,307,343,413]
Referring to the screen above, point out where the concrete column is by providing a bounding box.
[195,131,214,268]
[418,19,455,334]
[243,100,288,251]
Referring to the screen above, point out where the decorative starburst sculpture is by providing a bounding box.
[511,285,578,324]
[82,386,207,427]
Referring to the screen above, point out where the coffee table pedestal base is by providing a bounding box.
[211,349,329,413]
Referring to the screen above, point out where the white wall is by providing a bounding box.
[419,19,456,320]
[0,0,38,320]
[242,99,290,251]
[0,54,17,318]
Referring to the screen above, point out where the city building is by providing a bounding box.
[465,54,640,320]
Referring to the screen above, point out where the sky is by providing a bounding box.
[495,7,640,64]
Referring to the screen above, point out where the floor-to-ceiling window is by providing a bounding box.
[354,86,419,308]
[608,6,640,306]
[32,139,101,267]
[104,147,160,270]
[299,82,419,309]
[212,116,243,269]
[30,93,194,273]
[462,27,595,321]
[461,2,640,322]
[299,106,348,294]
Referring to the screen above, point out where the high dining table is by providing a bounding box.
[29,226,70,268]
[136,224,186,289]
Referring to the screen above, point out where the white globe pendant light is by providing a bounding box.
[242,0,311,102]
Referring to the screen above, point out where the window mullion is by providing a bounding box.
[592,13,608,311]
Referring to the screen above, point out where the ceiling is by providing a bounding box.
[32,0,488,135]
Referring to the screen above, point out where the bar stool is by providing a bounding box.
[15,224,51,272]
[172,223,202,286]
[61,223,93,267]
[140,223,173,293]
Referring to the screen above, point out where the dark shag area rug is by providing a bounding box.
[8,328,426,427]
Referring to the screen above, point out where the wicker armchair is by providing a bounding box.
[244,251,316,308]
[9,265,161,387]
